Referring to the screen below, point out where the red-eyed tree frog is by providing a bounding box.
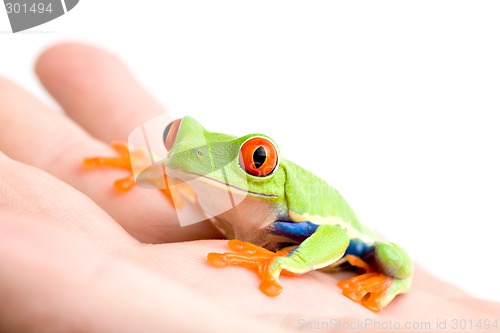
[84,116,412,312]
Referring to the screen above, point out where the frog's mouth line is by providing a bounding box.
[166,168,278,199]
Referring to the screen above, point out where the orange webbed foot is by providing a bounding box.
[207,240,291,296]
[84,142,137,191]
[84,143,187,206]
[337,255,393,312]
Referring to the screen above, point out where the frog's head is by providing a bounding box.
[163,116,286,210]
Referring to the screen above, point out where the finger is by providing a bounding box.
[0,77,220,243]
[35,42,168,142]
[0,153,136,251]
[0,75,95,171]
[0,212,290,333]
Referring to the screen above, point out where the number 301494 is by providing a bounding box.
[5,2,53,14]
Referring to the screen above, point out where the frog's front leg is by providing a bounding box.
[83,142,194,206]
[339,242,413,312]
[84,142,137,191]
[208,224,350,296]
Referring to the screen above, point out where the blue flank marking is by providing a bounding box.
[270,221,374,258]
[345,239,374,258]
[270,221,319,243]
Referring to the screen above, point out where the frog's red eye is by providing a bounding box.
[239,137,278,177]
[163,119,182,151]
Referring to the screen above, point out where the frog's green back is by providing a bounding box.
[281,159,377,240]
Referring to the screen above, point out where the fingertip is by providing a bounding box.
[35,41,120,93]
[35,41,167,142]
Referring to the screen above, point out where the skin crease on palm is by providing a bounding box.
[0,43,498,333]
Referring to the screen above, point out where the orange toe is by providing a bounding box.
[227,240,275,255]
[260,276,283,296]
[84,142,133,169]
[114,175,136,191]
[338,272,393,312]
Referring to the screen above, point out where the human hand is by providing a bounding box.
[0,43,498,333]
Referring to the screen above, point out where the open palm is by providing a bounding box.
[0,43,498,333]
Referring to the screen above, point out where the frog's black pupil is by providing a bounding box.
[163,122,173,144]
[253,146,267,168]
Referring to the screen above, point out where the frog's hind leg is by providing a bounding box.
[338,242,413,312]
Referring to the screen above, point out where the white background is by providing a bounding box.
[1,1,500,302]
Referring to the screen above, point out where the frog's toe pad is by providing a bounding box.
[206,253,231,267]
[338,272,393,312]
[114,175,136,191]
[260,277,283,297]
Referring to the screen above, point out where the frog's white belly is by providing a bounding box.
[168,169,287,246]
